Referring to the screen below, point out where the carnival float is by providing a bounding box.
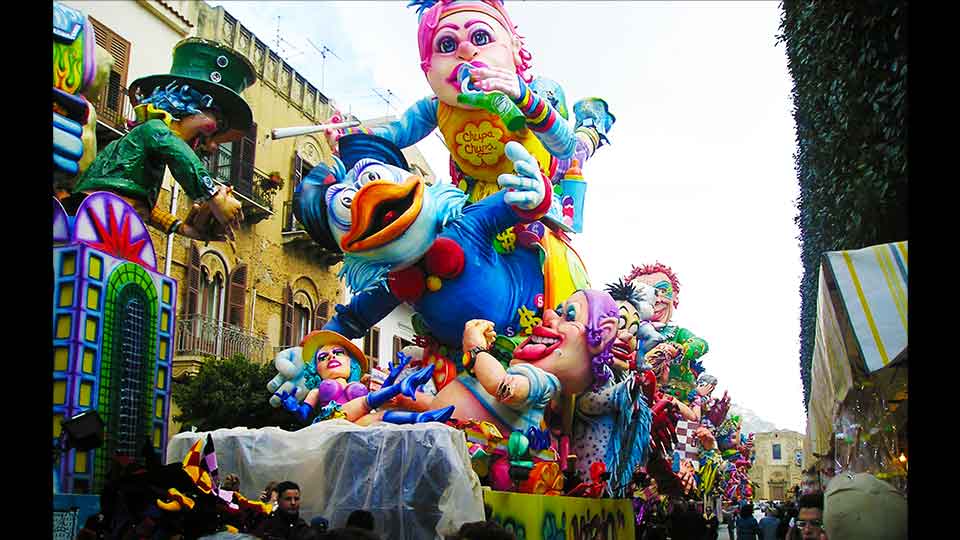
[53,1,758,538]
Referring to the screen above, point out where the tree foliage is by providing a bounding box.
[172,354,300,432]
[777,1,907,409]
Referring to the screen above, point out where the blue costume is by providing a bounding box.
[325,189,544,348]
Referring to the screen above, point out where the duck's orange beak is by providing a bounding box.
[341,176,424,252]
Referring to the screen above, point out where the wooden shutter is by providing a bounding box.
[184,243,201,316]
[314,300,329,330]
[226,264,247,328]
[292,152,304,190]
[88,17,131,128]
[281,284,294,347]
[231,122,257,187]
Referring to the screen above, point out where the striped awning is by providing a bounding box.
[806,241,907,459]
[822,241,908,373]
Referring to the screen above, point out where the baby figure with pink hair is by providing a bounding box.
[327,0,614,219]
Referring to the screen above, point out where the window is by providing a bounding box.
[117,290,147,458]
[364,327,380,364]
[393,336,415,365]
[199,268,225,322]
[772,443,782,461]
[293,291,313,344]
[88,17,131,132]
[203,141,234,184]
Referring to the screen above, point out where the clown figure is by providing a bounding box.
[327,0,615,210]
[625,263,710,400]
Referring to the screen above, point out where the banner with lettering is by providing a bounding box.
[483,490,635,540]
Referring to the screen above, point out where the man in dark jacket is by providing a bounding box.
[253,481,312,540]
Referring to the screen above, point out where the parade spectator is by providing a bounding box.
[221,473,241,492]
[345,509,375,531]
[311,516,330,533]
[822,473,906,540]
[724,507,736,540]
[758,507,780,540]
[261,481,281,507]
[735,504,761,540]
[776,502,797,539]
[253,481,312,539]
[321,528,380,540]
[794,492,825,540]
[703,510,719,540]
[452,520,517,540]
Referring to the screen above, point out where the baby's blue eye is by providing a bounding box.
[471,30,491,46]
[437,36,456,53]
[565,306,576,321]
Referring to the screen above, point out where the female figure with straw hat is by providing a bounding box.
[275,330,455,426]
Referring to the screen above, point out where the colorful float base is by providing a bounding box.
[483,490,635,540]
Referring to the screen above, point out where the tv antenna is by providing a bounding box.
[307,38,342,92]
[273,16,305,59]
[371,88,398,117]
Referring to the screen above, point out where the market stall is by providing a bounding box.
[804,241,907,493]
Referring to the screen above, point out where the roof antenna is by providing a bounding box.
[307,38,342,92]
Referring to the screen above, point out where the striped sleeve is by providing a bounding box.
[513,79,576,159]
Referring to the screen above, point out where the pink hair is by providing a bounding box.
[623,262,682,308]
[417,0,533,83]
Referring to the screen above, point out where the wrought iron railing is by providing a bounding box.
[93,81,136,133]
[175,314,269,363]
[206,150,276,223]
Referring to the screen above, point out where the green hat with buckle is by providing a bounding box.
[128,37,257,130]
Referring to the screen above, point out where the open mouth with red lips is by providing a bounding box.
[513,325,563,361]
[326,359,342,370]
[610,339,636,363]
[341,176,425,252]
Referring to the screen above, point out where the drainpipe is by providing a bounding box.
[163,183,180,277]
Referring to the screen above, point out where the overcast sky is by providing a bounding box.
[210,0,806,432]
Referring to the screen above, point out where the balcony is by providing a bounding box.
[174,314,269,368]
[206,150,276,225]
[92,82,136,143]
[281,200,343,266]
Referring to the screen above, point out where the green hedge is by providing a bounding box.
[777,1,907,409]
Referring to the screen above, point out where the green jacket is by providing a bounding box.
[73,119,218,209]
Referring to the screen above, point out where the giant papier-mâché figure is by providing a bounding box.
[567,279,664,494]
[422,289,618,437]
[63,38,248,241]
[625,263,710,400]
[325,0,614,233]
[285,133,589,372]
[53,1,115,192]
[269,330,454,425]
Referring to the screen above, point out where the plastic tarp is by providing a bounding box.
[806,268,855,460]
[166,421,485,539]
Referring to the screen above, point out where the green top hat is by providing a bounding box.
[128,38,257,130]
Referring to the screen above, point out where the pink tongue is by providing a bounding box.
[514,343,547,360]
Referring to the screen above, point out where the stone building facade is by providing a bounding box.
[749,429,805,501]
[66,1,435,437]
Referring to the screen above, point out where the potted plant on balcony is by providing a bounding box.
[262,171,284,196]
